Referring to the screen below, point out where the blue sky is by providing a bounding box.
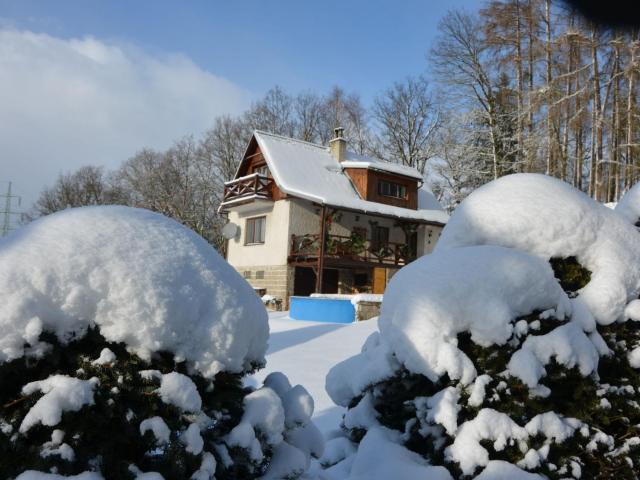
[1,0,479,102]
[0,0,479,209]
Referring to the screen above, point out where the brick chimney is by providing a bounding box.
[329,127,346,163]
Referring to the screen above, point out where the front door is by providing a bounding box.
[373,267,386,294]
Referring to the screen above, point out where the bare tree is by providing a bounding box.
[370,76,440,174]
[200,115,251,182]
[430,111,494,210]
[32,166,127,216]
[317,86,371,153]
[245,86,296,137]
[482,0,527,169]
[116,137,224,247]
[431,10,518,179]
[293,91,324,143]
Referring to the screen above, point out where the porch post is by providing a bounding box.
[315,205,327,293]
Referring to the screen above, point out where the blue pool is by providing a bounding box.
[289,296,355,323]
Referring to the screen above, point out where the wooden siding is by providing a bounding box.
[236,140,286,201]
[344,168,369,198]
[344,168,418,210]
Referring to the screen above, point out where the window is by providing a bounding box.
[352,227,368,241]
[254,164,269,176]
[378,180,407,199]
[243,271,252,279]
[371,226,389,251]
[245,216,266,244]
[255,270,265,279]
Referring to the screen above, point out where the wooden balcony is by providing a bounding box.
[289,233,415,267]
[222,173,274,205]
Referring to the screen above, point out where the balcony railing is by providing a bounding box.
[223,173,274,204]
[289,233,415,266]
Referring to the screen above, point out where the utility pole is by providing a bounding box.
[0,182,22,237]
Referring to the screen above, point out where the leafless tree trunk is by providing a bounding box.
[591,27,604,200]
[544,0,554,176]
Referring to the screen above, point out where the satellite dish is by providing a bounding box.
[222,222,239,240]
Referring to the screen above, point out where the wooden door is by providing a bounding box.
[373,267,386,294]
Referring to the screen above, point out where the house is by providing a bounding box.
[220,128,448,309]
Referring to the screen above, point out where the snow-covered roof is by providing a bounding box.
[418,185,444,211]
[341,152,424,180]
[250,130,448,225]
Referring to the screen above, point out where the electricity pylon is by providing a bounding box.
[0,182,22,237]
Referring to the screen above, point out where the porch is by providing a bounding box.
[288,233,416,267]
[287,232,415,298]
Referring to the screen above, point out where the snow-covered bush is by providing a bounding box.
[436,173,640,325]
[325,174,640,479]
[616,182,640,227]
[0,207,322,479]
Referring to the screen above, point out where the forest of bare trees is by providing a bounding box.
[32,0,640,248]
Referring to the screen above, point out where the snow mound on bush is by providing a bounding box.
[328,246,571,398]
[0,206,268,376]
[436,173,640,325]
[327,246,593,410]
[19,375,99,433]
[326,330,400,407]
[615,182,640,225]
[346,427,453,480]
[226,375,325,478]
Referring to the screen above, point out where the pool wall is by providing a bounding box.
[289,296,356,323]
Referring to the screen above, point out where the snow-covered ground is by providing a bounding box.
[251,312,378,434]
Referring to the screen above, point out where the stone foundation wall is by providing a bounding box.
[355,301,382,321]
[233,265,293,310]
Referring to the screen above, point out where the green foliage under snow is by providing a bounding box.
[337,258,640,478]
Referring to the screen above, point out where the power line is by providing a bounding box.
[0,182,22,237]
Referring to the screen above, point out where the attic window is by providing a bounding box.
[378,180,407,199]
[254,164,269,176]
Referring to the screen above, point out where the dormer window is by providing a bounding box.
[378,180,407,199]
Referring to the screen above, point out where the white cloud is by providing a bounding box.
[0,28,251,209]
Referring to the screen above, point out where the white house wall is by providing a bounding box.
[225,200,294,308]
[226,200,291,267]
[288,199,321,237]
[418,225,443,256]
